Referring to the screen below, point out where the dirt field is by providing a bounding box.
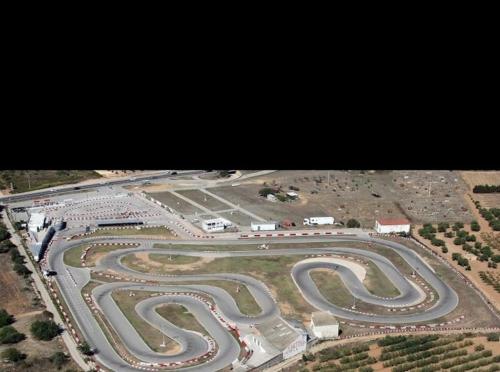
[146,191,204,215]
[208,170,474,227]
[218,210,255,226]
[0,254,80,371]
[461,171,500,209]
[175,189,231,211]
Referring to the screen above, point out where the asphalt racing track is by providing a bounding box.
[48,235,460,371]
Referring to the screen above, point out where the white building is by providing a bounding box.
[255,317,307,360]
[375,218,411,234]
[28,212,46,233]
[251,222,277,231]
[303,216,334,226]
[201,218,232,233]
[311,311,339,339]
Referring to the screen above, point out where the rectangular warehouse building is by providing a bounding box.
[201,218,232,232]
[375,218,411,234]
[303,216,334,226]
[28,212,46,233]
[251,221,277,231]
[311,311,339,339]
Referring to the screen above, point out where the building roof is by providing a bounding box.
[251,221,278,226]
[311,311,339,327]
[28,212,45,228]
[202,217,231,225]
[255,317,302,351]
[376,218,411,226]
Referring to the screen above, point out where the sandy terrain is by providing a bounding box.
[130,252,214,272]
[296,257,367,281]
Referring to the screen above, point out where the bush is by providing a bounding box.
[475,344,485,351]
[0,326,26,344]
[0,229,11,241]
[441,246,448,254]
[465,234,476,242]
[77,341,94,355]
[445,231,454,238]
[0,309,14,327]
[30,320,60,341]
[50,351,69,369]
[1,347,26,362]
[491,220,500,231]
[347,219,360,228]
[473,184,500,193]
[471,221,481,231]
[258,188,275,197]
[431,238,445,246]
[438,222,449,232]
[487,333,499,341]
[454,237,466,245]
[13,262,31,277]
[0,239,16,253]
[491,255,500,263]
[453,222,464,231]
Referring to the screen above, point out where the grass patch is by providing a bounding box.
[0,170,100,193]
[88,227,177,238]
[148,254,200,265]
[122,254,315,320]
[64,244,136,267]
[111,290,178,353]
[197,280,261,316]
[364,261,401,297]
[156,304,208,336]
[310,270,353,308]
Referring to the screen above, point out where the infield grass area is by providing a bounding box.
[156,304,208,336]
[64,243,138,267]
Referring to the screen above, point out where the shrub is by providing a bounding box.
[13,262,31,277]
[465,234,476,242]
[431,238,445,247]
[454,237,466,245]
[347,219,360,228]
[50,351,69,368]
[438,222,449,232]
[78,341,94,355]
[445,231,454,238]
[491,220,500,231]
[1,347,26,362]
[473,185,500,193]
[487,333,499,341]
[30,320,60,341]
[258,188,275,197]
[475,344,485,351]
[491,255,500,263]
[471,221,481,231]
[0,326,26,344]
[0,309,14,327]
[441,246,448,254]
[453,222,464,231]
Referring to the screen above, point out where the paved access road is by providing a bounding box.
[48,235,459,371]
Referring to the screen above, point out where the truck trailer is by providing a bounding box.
[303,217,334,226]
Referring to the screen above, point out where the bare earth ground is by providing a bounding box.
[461,171,500,209]
[208,170,473,227]
[0,253,80,371]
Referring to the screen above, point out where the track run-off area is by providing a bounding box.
[43,232,474,372]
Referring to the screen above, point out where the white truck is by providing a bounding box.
[303,217,334,226]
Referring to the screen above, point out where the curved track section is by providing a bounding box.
[93,282,240,370]
[47,235,460,371]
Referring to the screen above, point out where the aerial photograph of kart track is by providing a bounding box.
[1,169,500,372]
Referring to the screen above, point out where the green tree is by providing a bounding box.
[77,341,94,355]
[13,262,31,277]
[1,347,26,362]
[347,219,360,228]
[30,320,60,341]
[487,333,499,341]
[258,188,275,197]
[0,309,14,327]
[50,351,69,369]
[0,326,26,344]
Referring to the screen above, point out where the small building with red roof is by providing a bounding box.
[375,218,411,234]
